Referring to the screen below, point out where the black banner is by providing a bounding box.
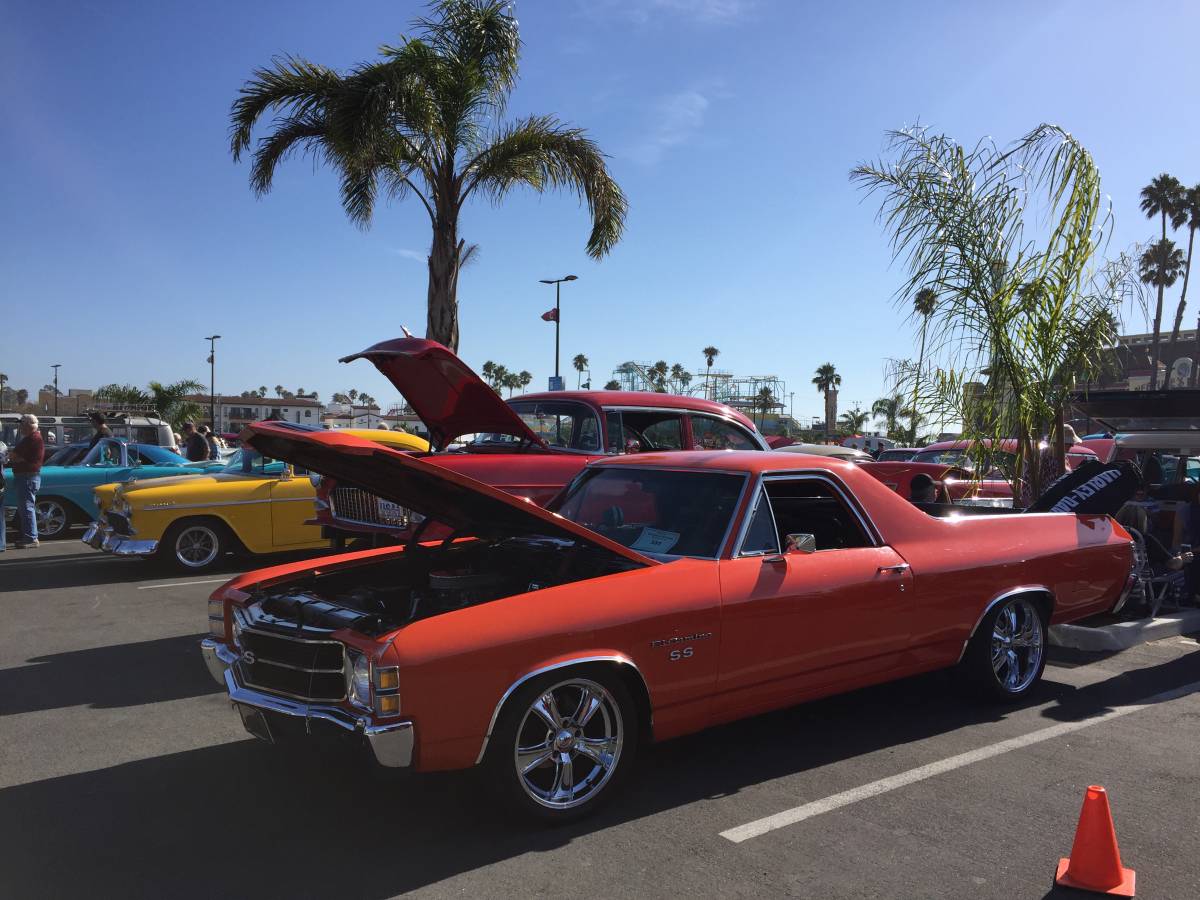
[1027,460,1142,515]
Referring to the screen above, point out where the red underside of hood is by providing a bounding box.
[339,337,546,451]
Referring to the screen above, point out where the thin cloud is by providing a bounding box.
[625,90,711,165]
[580,0,755,25]
[388,248,426,262]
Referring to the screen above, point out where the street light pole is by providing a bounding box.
[51,364,61,416]
[539,275,577,388]
[204,335,221,431]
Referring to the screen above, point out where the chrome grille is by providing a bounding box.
[329,486,412,528]
[234,616,346,703]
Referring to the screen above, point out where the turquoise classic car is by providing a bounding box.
[2,437,223,540]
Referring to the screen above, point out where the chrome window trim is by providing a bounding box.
[735,483,781,557]
[730,470,882,557]
[955,584,1054,663]
[143,497,312,512]
[473,655,649,765]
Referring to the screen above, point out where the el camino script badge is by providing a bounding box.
[650,632,713,649]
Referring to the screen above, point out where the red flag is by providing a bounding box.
[541,308,559,322]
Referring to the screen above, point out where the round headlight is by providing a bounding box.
[349,653,371,707]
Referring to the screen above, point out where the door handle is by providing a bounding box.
[877,563,910,575]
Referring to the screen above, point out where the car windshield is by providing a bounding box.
[220,449,286,476]
[136,444,187,465]
[46,443,89,466]
[876,449,915,462]
[553,467,746,559]
[472,400,602,452]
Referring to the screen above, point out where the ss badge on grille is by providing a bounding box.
[240,650,257,665]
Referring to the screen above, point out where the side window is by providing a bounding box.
[575,416,600,451]
[738,489,780,556]
[691,415,758,451]
[639,417,683,450]
[762,478,872,551]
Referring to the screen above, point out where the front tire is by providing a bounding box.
[161,519,228,573]
[485,671,637,823]
[963,595,1048,701]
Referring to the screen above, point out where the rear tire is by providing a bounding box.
[484,669,638,823]
[160,518,229,573]
[35,497,74,540]
[963,595,1048,701]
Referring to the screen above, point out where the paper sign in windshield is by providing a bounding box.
[630,527,680,554]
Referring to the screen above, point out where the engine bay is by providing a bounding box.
[249,535,642,636]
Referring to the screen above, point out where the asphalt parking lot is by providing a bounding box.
[2,540,1198,899]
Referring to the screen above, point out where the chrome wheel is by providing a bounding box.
[990,598,1044,693]
[174,524,220,569]
[513,678,624,811]
[36,500,69,539]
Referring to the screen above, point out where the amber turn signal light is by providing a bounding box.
[376,694,401,716]
[376,667,400,691]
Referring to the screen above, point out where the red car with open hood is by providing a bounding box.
[314,337,769,542]
[202,423,1135,822]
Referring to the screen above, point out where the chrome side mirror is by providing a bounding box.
[278,464,294,482]
[784,533,816,554]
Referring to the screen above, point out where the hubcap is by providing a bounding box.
[176,525,219,568]
[514,678,623,810]
[36,501,67,537]
[990,598,1044,693]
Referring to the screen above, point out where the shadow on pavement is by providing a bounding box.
[0,634,221,716]
[0,647,1192,897]
[0,547,338,591]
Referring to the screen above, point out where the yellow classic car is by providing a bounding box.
[84,428,428,571]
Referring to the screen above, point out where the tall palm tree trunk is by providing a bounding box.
[1165,224,1196,385]
[910,321,928,444]
[426,211,462,351]
[1150,209,1168,389]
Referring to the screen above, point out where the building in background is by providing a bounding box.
[185,395,325,433]
[1088,329,1197,391]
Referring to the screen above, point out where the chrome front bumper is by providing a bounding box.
[82,522,159,557]
[200,637,414,768]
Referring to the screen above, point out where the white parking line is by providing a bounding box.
[719,679,1200,844]
[137,578,234,590]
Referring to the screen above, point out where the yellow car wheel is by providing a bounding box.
[161,518,229,573]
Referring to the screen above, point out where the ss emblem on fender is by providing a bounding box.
[668,647,694,661]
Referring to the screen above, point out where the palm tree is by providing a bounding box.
[147,380,206,428]
[572,354,589,389]
[15,388,28,408]
[230,0,627,352]
[348,389,359,403]
[95,383,152,408]
[1166,184,1200,379]
[481,361,497,386]
[651,361,669,392]
[701,346,719,399]
[1140,174,1185,387]
[871,394,902,440]
[910,287,937,440]
[274,385,285,398]
[839,406,869,433]
[517,370,532,392]
[501,371,521,397]
[603,380,620,391]
[754,386,775,428]
[1139,238,1186,386]
[257,385,268,397]
[813,362,841,437]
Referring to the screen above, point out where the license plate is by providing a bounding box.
[377,499,407,522]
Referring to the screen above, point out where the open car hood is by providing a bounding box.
[243,421,653,566]
[340,337,547,451]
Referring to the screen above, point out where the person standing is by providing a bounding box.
[200,425,220,460]
[10,414,44,548]
[182,421,208,462]
[86,412,113,449]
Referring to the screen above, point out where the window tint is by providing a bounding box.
[749,477,872,551]
[485,400,601,452]
[692,415,758,451]
[739,489,780,555]
[615,411,684,451]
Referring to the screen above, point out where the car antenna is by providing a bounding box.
[401,325,414,338]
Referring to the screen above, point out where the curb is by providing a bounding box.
[1049,608,1200,653]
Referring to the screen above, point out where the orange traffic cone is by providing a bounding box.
[1055,785,1136,896]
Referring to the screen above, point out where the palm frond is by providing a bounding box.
[230,56,342,161]
[461,115,627,258]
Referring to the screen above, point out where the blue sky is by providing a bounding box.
[3,0,1198,424]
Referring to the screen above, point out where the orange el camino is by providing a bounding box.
[201,421,1135,822]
